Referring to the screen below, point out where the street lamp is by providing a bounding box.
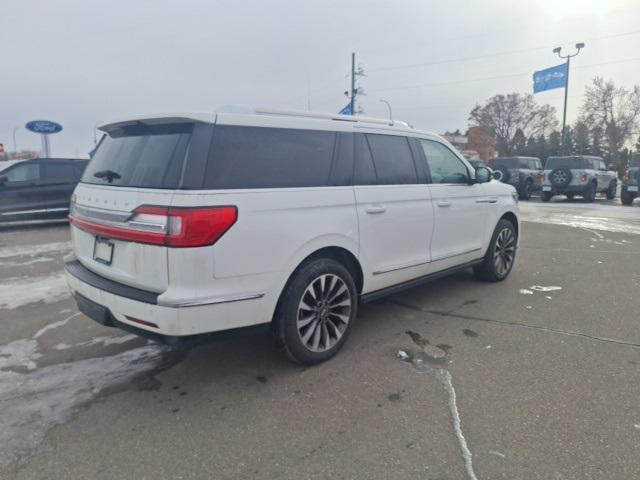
[12,127,19,155]
[553,42,585,153]
[379,99,393,122]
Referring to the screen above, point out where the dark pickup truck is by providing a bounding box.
[0,158,89,222]
[621,154,640,205]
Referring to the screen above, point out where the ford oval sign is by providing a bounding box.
[25,120,63,134]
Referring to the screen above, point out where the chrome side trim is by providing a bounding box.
[431,247,482,262]
[158,292,265,308]
[475,199,498,204]
[373,260,430,275]
[1,207,69,216]
[72,205,130,224]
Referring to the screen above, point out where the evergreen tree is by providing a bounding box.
[591,126,604,157]
[512,129,526,155]
[548,131,562,157]
[573,121,591,154]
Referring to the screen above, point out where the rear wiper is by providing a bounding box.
[93,170,121,183]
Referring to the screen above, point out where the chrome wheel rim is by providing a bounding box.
[297,274,351,352]
[493,228,516,277]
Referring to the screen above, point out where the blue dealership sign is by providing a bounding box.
[339,103,353,115]
[25,120,63,134]
[533,63,568,93]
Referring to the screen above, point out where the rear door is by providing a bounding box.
[0,161,46,220]
[353,131,433,293]
[39,161,80,216]
[418,139,489,271]
[69,121,200,293]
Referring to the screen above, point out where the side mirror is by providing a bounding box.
[0,175,7,187]
[475,166,492,184]
[607,164,617,171]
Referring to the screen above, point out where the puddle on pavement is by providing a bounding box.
[0,330,184,469]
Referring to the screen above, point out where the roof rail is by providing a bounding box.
[216,105,411,128]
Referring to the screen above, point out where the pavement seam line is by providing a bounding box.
[389,300,640,350]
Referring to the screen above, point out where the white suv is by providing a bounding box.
[65,108,520,364]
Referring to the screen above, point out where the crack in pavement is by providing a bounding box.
[389,300,640,350]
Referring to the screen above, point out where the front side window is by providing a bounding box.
[203,126,336,189]
[420,140,469,184]
[4,163,41,183]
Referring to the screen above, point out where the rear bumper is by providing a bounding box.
[542,185,589,194]
[65,259,271,337]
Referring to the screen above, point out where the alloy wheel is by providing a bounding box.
[297,274,352,352]
[493,228,516,277]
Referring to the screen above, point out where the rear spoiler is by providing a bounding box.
[98,113,216,133]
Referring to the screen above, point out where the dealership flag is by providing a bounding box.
[533,63,568,93]
[339,103,353,115]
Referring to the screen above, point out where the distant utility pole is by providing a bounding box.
[344,52,366,115]
[553,42,585,153]
[350,53,356,115]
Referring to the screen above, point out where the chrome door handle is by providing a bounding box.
[365,205,386,214]
[436,201,452,207]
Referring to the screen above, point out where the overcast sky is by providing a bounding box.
[2,0,639,157]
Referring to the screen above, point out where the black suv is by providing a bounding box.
[490,156,543,200]
[0,158,88,222]
[621,153,640,205]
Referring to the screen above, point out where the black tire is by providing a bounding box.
[272,258,357,365]
[495,167,510,183]
[473,219,517,282]
[606,181,616,200]
[582,183,596,203]
[518,181,533,200]
[621,189,635,206]
[542,191,552,202]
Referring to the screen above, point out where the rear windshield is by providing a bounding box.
[545,156,590,169]
[82,123,192,188]
[492,157,521,168]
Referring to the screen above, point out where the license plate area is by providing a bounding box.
[628,186,639,192]
[542,186,552,191]
[93,237,114,265]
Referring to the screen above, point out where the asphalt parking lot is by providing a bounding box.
[2,197,640,480]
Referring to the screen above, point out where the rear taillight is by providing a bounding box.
[518,171,525,182]
[580,172,588,183]
[624,170,630,181]
[69,206,237,248]
[538,173,546,182]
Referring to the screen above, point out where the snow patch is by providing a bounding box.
[33,313,80,339]
[0,272,70,309]
[519,289,534,295]
[0,241,71,259]
[530,285,562,292]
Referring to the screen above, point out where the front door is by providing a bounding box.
[417,139,490,271]
[0,161,45,221]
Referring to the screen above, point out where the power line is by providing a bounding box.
[368,57,640,93]
[369,29,640,73]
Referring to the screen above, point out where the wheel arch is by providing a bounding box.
[499,211,519,238]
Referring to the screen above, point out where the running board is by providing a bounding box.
[359,259,484,304]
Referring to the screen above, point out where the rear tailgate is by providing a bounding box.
[68,118,210,293]
[70,184,172,292]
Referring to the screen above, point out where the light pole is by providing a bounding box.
[553,42,584,153]
[379,99,393,122]
[12,127,19,155]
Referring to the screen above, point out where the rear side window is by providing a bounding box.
[203,126,336,189]
[365,134,417,185]
[42,163,75,182]
[82,123,193,188]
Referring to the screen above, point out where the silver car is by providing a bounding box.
[541,155,617,203]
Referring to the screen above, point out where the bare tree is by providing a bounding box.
[469,93,558,156]
[579,77,640,161]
